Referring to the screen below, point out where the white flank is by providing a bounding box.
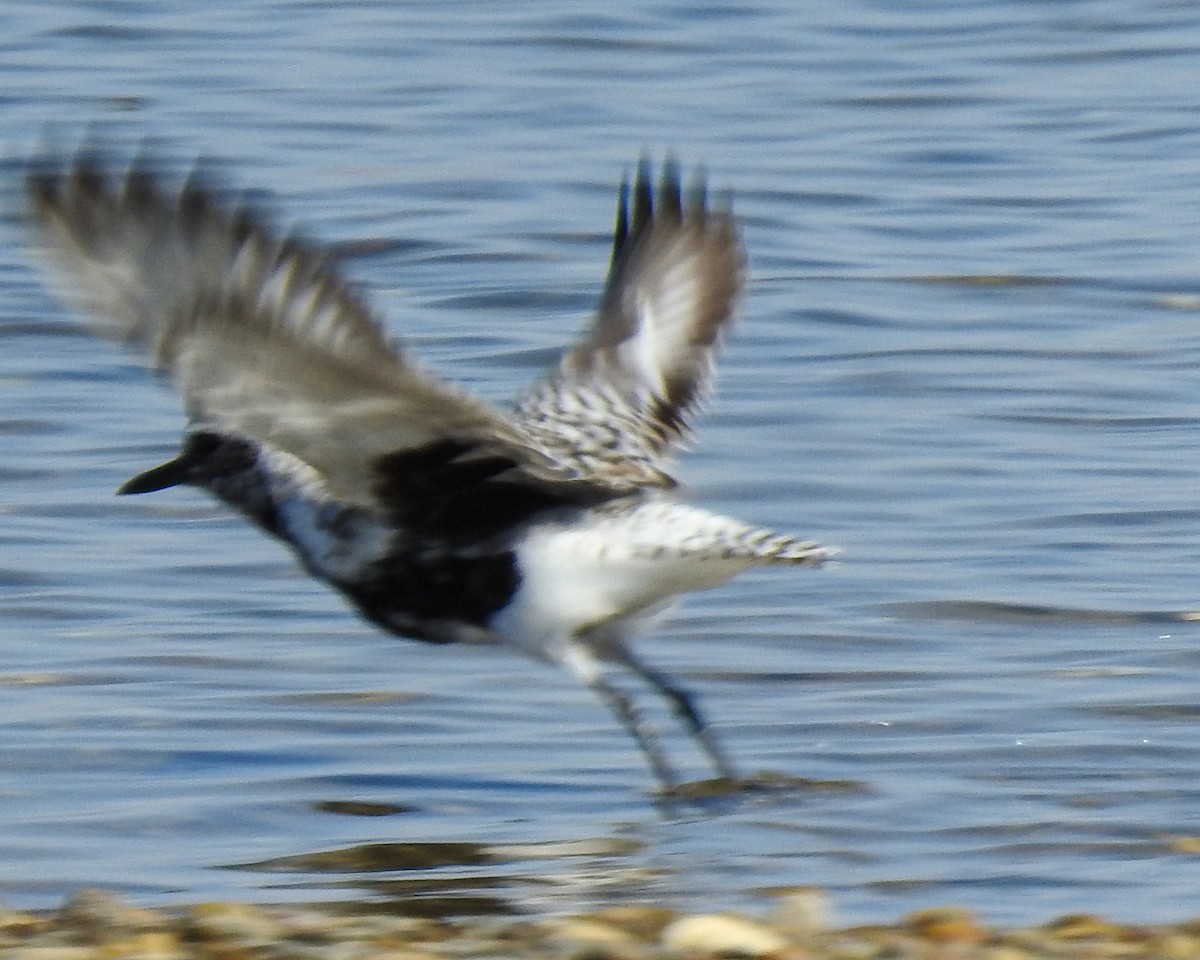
[491,497,830,661]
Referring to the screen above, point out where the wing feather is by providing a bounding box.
[515,158,745,479]
[24,150,569,507]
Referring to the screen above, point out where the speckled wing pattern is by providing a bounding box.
[514,158,745,488]
[23,153,583,511]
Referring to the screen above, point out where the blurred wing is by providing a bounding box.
[24,150,566,507]
[515,158,745,484]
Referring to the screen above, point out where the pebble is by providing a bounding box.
[3,890,1200,960]
[585,907,676,941]
[767,887,831,939]
[183,900,287,945]
[660,913,790,956]
[904,906,988,946]
[543,917,648,960]
[60,889,168,939]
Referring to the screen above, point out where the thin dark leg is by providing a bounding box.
[552,641,682,792]
[622,655,739,782]
[588,675,680,791]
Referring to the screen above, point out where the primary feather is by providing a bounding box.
[515,157,743,481]
[26,155,568,508]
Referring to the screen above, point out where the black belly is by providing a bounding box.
[337,548,520,643]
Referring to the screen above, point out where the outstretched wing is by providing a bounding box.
[514,158,745,484]
[24,149,581,509]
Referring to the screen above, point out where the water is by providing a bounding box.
[3,0,1200,928]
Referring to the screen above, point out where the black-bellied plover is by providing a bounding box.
[24,148,833,792]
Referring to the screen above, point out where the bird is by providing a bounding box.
[22,145,834,793]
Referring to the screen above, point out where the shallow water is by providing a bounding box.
[4,0,1200,928]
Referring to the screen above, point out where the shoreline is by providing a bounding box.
[4,888,1199,959]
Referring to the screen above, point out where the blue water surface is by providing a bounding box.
[3,0,1200,927]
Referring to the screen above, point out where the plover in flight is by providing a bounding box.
[24,148,833,792]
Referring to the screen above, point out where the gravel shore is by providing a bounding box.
[3,888,1199,959]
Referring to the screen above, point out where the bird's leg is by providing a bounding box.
[588,674,681,792]
[622,654,739,782]
[556,641,680,792]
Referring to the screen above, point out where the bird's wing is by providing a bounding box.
[514,158,745,485]
[24,149,586,509]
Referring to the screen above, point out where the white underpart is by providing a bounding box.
[258,447,392,581]
[490,497,798,663]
